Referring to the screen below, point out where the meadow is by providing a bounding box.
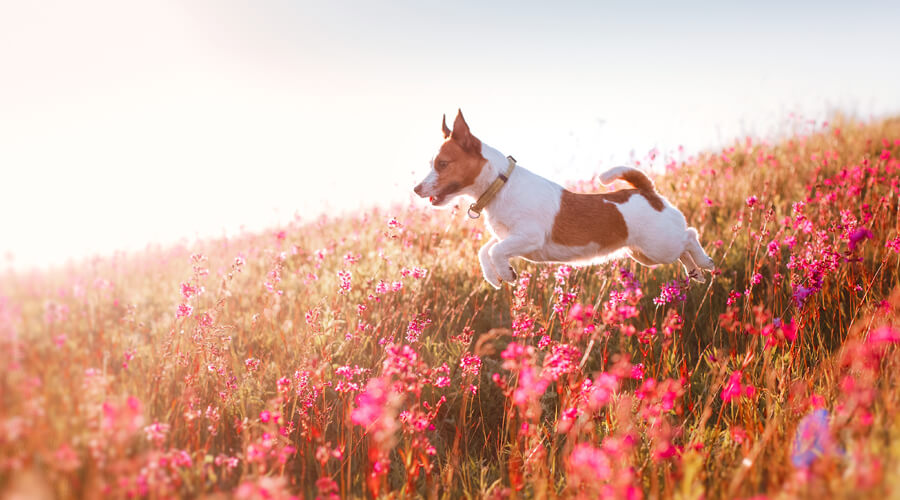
[2,115,900,499]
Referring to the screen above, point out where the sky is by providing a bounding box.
[2,0,900,271]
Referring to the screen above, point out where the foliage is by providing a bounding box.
[2,116,900,499]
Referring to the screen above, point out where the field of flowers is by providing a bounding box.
[2,116,900,499]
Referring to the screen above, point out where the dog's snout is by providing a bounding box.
[413,183,425,197]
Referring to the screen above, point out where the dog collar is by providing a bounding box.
[468,156,517,219]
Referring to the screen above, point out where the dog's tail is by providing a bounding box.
[599,166,656,192]
[599,166,664,210]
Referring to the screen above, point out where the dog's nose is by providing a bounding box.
[413,183,425,197]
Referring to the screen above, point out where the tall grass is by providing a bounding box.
[2,116,900,499]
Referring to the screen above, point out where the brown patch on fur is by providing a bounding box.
[551,190,629,248]
[430,111,486,199]
[602,188,641,204]
[600,188,664,211]
[617,170,664,211]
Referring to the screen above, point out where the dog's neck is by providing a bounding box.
[469,143,508,200]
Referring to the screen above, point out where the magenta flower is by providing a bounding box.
[176,303,193,318]
[405,314,432,343]
[848,228,874,252]
[567,303,595,323]
[721,370,754,403]
[792,285,814,308]
[459,351,482,378]
[351,378,401,451]
[868,325,900,344]
[337,270,352,295]
[244,357,261,372]
[567,443,612,483]
[586,372,619,411]
[654,279,687,305]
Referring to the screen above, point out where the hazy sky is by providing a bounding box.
[2,0,900,270]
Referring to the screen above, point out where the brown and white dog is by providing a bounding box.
[414,110,714,289]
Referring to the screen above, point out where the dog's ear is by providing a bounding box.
[451,109,479,153]
[442,114,451,139]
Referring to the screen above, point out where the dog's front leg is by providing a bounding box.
[488,234,540,284]
[478,238,502,289]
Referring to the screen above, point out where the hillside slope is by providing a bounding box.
[2,116,900,499]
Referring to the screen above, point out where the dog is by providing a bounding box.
[413,110,715,289]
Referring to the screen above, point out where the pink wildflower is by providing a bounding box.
[337,270,352,295]
[868,325,900,344]
[848,228,874,252]
[176,303,193,318]
[721,370,754,403]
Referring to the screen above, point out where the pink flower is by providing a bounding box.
[654,279,687,305]
[180,282,200,300]
[746,195,758,208]
[848,228,874,252]
[351,378,401,450]
[387,217,403,231]
[144,421,170,446]
[337,270,352,295]
[886,236,900,254]
[567,303,595,323]
[779,317,798,342]
[405,314,432,343]
[542,344,581,381]
[586,372,619,411]
[868,325,900,344]
[792,285,815,308]
[554,265,573,284]
[176,303,193,318]
[721,370,753,403]
[343,252,360,265]
[567,443,612,483]
[459,352,482,378]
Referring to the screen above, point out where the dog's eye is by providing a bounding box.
[436,160,449,171]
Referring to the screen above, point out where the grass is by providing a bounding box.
[2,115,900,499]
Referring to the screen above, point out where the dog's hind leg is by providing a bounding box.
[685,228,715,270]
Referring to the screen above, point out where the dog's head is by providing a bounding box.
[413,110,487,207]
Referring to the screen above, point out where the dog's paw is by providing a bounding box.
[499,265,518,284]
[687,268,706,283]
[483,271,503,289]
[700,256,715,270]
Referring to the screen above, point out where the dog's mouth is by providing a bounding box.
[429,182,461,206]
